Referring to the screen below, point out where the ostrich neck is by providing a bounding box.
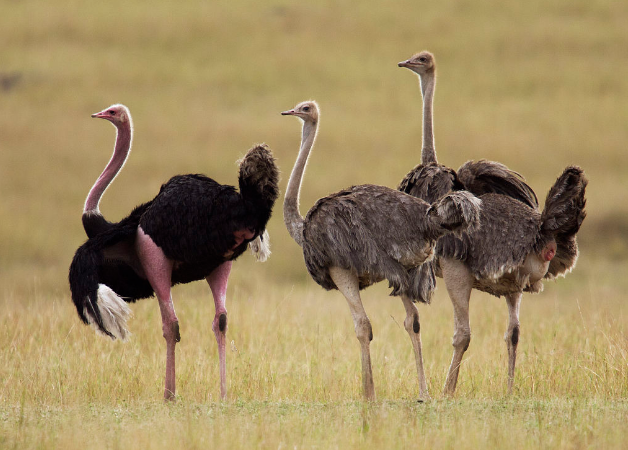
[84,123,132,214]
[420,71,437,164]
[283,119,317,247]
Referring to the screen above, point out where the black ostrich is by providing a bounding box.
[69,104,279,400]
[398,51,587,395]
[282,100,482,400]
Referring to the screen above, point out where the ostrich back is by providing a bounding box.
[437,193,543,296]
[139,175,258,270]
[302,184,442,301]
[399,159,541,298]
[437,167,586,296]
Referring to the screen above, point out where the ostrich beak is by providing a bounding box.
[398,59,410,68]
[281,109,296,116]
[91,111,107,119]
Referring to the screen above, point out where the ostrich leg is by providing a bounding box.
[206,261,233,400]
[329,266,375,400]
[441,258,474,397]
[504,292,522,394]
[400,295,430,401]
[136,227,179,401]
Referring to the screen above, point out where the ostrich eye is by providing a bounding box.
[303,106,310,112]
[419,57,427,63]
[109,110,116,115]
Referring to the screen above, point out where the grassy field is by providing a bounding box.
[1,0,627,448]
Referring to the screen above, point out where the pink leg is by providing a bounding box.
[136,226,178,401]
[206,261,232,400]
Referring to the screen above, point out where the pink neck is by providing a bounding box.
[84,122,132,213]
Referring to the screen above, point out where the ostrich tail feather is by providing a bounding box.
[250,230,271,262]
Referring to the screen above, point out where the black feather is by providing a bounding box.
[82,213,113,238]
[69,144,280,338]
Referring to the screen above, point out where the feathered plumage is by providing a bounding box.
[70,103,279,401]
[398,50,588,396]
[397,51,585,297]
[398,162,464,203]
[282,100,481,400]
[70,143,279,337]
[540,166,587,278]
[457,160,539,209]
[302,185,480,301]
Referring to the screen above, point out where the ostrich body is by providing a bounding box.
[69,104,279,400]
[398,51,587,395]
[282,101,482,400]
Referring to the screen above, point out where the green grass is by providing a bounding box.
[1,0,628,448]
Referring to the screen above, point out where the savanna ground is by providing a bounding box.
[1,0,627,448]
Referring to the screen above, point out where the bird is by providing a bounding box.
[69,104,280,401]
[281,100,482,400]
[397,51,588,395]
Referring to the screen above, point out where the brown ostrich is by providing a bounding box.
[398,51,587,395]
[282,100,482,400]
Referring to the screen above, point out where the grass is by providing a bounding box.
[4,400,627,449]
[1,266,627,448]
[1,0,628,447]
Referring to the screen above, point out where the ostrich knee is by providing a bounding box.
[505,324,520,347]
[354,316,373,344]
[163,320,181,343]
[404,313,420,335]
[212,312,228,337]
[212,310,229,400]
[452,329,470,352]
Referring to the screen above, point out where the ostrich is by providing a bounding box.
[398,51,588,395]
[281,100,482,400]
[69,104,279,400]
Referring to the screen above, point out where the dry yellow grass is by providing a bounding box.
[1,265,627,448]
[1,0,627,447]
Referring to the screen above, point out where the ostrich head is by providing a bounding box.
[91,104,131,126]
[398,51,435,75]
[281,101,319,124]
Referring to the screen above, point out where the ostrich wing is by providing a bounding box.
[303,185,437,299]
[139,174,252,265]
[457,160,539,209]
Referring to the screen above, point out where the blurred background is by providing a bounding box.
[1,0,626,300]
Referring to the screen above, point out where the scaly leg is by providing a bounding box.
[136,226,178,401]
[504,292,522,394]
[206,261,233,400]
[441,258,474,397]
[400,295,430,401]
[329,266,375,400]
